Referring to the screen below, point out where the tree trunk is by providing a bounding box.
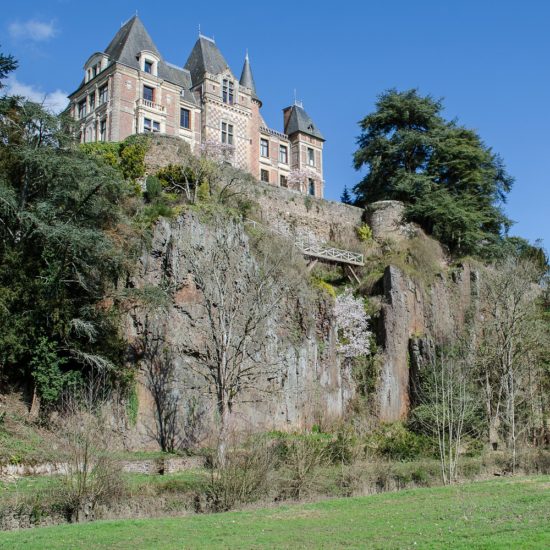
[217,402,231,467]
[29,385,41,420]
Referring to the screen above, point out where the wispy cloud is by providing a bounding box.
[8,19,57,42]
[5,77,68,113]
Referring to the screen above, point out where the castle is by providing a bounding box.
[68,16,325,197]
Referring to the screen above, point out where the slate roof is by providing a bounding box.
[284,104,324,141]
[184,35,230,86]
[239,53,259,101]
[101,16,196,104]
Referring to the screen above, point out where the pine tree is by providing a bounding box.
[353,89,513,257]
[340,185,353,204]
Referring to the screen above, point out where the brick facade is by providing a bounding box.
[68,16,325,197]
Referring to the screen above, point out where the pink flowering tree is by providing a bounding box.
[199,139,235,163]
[334,289,371,358]
[287,167,317,193]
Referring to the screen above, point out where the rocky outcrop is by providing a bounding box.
[124,213,354,449]
[364,200,415,242]
[377,260,479,421]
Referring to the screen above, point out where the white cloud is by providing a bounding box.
[5,77,68,113]
[8,19,57,42]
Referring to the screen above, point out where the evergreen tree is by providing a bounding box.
[353,89,513,257]
[0,47,17,88]
[0,51,136,405]
[340,185,353,205]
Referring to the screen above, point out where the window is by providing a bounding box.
[143,85,154,102]
[260,138,269,158]
[144,118,160,133]
[180,108,190,129]
[144,60,153,74]
[222,79,234,104]
[307,147,315,166]
[280,175,288,188]
[99,119,107,142]
[99,85,108,104]
[92,66,97,78]
[308,178,315,196]
[221,122,234,145]
[261,169,269,183]
[279,145,288,164]
[89,92,95,111]
[78,99,87,119]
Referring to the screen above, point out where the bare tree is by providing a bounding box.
[58,371,123,522]
[412,348,477,484]
[139,318,206,453]
[475,257,547,470]
[182,216,300,465]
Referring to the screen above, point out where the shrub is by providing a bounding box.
[313,278,336,298]
[119,135,149,180]
[356,224,373,242]
[145,176,163,202]
[366,422,433,461]
[205,440,274,512]
[79,142,121,168]
[277,437,328,500]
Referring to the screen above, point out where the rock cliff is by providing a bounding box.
[125,213,354,448]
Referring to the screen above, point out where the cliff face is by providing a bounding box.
[378,262,478,421]
[121,137,481,445]
[122,201,480,448]
[124,213,354,448]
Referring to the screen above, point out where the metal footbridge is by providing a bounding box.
[244,219,364,272]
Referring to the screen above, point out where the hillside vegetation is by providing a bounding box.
[1,48,549,536]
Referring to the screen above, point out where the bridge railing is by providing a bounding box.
[244,219,364,267]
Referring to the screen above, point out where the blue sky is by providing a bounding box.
[3,0,549,251]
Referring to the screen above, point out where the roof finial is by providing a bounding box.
[135,9,138,16]
[245,48,249,61]
[198,23,201,36]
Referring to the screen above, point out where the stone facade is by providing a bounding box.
[68,16,325,197]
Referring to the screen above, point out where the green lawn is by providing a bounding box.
[1,476,549,549]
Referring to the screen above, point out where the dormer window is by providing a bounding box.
[222,79,234,104]
[139,52,159,76]
[84,54,107,83]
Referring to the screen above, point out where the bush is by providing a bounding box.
[145,176,163,202]
[366,422,433,461]
[205,440,274,512]
[277,437,328,499]
[356,224,373,242]
[119,135,149,180]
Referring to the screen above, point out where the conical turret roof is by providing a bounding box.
[184,35,230,86]
[239,52,259,101]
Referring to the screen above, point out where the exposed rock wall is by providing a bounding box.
[245,181,364,246]
[378,261,478,421]
[124,213,354,449]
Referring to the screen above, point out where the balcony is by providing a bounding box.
[136,98,166,113]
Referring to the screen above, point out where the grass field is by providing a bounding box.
[1,476,548,549]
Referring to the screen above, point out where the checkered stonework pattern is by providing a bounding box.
[67,16,325,197]
[204,101,250,170]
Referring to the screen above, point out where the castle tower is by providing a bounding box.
[283,103,325,197]
[185,36,254,170]
[239,52,262,178]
